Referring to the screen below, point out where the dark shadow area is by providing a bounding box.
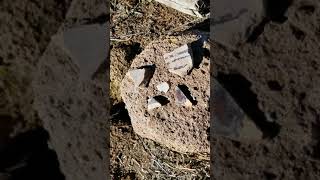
[216,72,281,139]
[247,19,270,43]
[83,13,110,25]
[248,0,292,42]
[311,115,320,160]
[138,64,156,88]
[177,85,198,105]
[110,102,131,125]
[263,0,292,23]
[153,96,170,106]
[290,25,306,41]
[121,42,142,63]
[187,18,210,32]
[0,128,65,180]
[197,0,210,16]
[267,80,283,91]
[190,39,205,69]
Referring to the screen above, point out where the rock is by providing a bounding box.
[211,0,265,49]
[121,34,210,154]
[147,97,163,110]
[163,44,194,77]
[127,66,154,88]
[175,86,193,107]
[155,0,210,18]
[156,82,170,93]
[33,24,108,180]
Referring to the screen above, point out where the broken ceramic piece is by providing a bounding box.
[211,78,263,141]
[163,44,193,77]
[127,66,154,88]
[175,86,193,107]
[147,97,162,111]
[156,82,170,93]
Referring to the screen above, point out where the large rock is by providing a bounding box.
[121,34,210,154]
[32,31,108,180]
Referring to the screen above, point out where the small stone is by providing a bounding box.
[156,82,170,93]
[163,44,193,77]
[175,86,193,107]
[127,66,154,88]
[147,97,162,111]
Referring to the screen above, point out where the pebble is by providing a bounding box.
[156,82,170,93]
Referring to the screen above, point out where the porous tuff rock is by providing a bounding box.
[121,34,210,154]
[32,27,108,180]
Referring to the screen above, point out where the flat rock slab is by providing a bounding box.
[212,0,265,49]
[155,0,210,18]
[121,34,210,154]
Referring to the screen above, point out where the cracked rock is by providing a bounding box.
[164,44,194,77]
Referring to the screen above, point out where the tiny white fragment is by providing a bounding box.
[156,82,170,93]
[163,44,193,77]
[147,97,162,111]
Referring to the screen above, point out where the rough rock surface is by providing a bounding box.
[121,33,210,154]
[0,0,109,179]
[32,29,108,180]
[212,0,265,49]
